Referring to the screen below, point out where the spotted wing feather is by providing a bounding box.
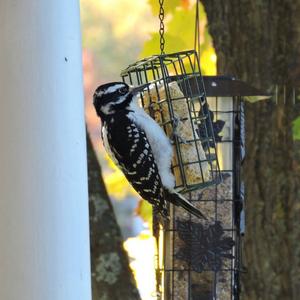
[103,113,168,215]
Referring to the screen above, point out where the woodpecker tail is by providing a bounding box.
[164,189,207,220]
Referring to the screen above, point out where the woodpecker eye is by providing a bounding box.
[118,87,128,95]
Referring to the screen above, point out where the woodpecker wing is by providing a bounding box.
[103,113,168,214]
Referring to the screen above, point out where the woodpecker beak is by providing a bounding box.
[130,83,150,95]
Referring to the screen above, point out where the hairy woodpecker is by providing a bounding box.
[93,81,206,219]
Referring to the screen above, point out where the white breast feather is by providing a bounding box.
[128,98,175,190]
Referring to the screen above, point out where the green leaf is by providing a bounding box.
[140,3,217,75]
[140,7,195,57]
[293,116,300,140]
[140,33,189,58]
[140,33,161,57]
[167,7,196,46]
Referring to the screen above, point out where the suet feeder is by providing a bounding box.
[121,50,221,193]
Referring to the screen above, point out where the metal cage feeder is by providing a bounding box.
[121,50,221,193]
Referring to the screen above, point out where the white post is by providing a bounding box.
[0,1,91,300]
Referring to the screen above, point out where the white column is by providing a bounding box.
[0,1,91,300]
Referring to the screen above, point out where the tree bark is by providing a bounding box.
[87,133,141,300]
[201,1,300,299]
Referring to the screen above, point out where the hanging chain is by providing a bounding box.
[159,0,165,54]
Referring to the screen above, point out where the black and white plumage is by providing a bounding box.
[93,81,206,219]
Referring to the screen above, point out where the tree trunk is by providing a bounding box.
[87,133,141,300]
[201,1,300,299]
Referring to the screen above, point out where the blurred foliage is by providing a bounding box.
[104,153,153,224]
[103,153,138,199]
[80,0,155,81]
[136,200,153,227]
[293,116,300,140]
[123,233,156,298]
[141,1,217,75]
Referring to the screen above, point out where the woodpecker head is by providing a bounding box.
[93,82,148,119]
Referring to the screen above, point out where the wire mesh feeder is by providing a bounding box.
[121,50,221,193]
